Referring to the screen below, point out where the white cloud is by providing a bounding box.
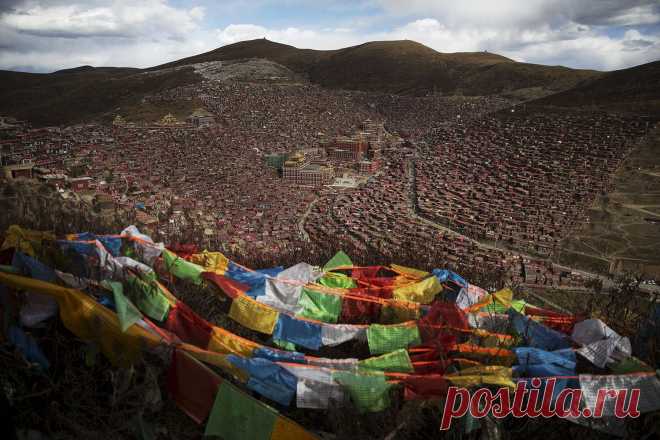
[0,0,658,73]
[377,0,660,28]
[1,0,204,38]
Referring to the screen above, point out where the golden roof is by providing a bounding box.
[159,113,179,125]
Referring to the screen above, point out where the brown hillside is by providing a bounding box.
[153,38,332,73]
[0,67,201,126]
[308,40,515,94]
[157,38,598,96]
[530,60,660,116]
[0,38,629,126]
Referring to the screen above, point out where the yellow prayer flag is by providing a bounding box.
[228,295,279,335]
[1,225,55,257]
[189,251,229,274]
[0,272,161,366]
[393,276,442,304]
[207,326,259,357]
[492,288,513,307]
[445,365,515,388]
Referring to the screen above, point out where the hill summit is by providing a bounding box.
[2,37,659,126]
[158,38,596,95]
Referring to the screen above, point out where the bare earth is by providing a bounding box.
[559,123,660,277]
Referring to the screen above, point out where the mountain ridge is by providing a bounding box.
[0,38,656,126]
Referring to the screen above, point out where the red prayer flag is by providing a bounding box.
[351,266,384,280]
[167,349,222,424]
[340,288,388,324]
[403,374,450,400]
[203,272,249,299]
[166,243,199,259]
[164,302,213,348]
[418,301,467,343]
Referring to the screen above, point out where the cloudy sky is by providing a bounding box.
[1,0,659,73]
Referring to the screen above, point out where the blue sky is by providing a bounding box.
[1,0,658,72]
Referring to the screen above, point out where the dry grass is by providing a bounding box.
[558,125,660,275]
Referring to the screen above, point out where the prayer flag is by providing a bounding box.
[101,280,141,332]
[358,349,414,373]
[273,314,322,350]
[296,287,342,323]
[167,349,221,424]
[324,251,352,271]
[318,272,356,289]
[229,295,279,334]
[204,381,278,440]
[367,323,421,354]
[125,276,170,322]
[162,250,203,285]
[333,371,393,412]
[392,276,442,304]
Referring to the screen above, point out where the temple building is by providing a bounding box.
[158,114,180,126]
[2,162,34,180]
[282,151,334,186]
[186,108,215,127]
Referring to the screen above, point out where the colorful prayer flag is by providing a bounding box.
[229,295,279,334]
[358,349,414,373]
[324,251,352,271]
[296,287,342,323]
[205,381,278,440]
[333,371,393,412]
[367,323,422,354]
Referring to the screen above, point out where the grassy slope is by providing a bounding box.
[305,40,597,95]
[153,38,331,73]
[530,60,660,116]
[0,67,201,126]
[558,126,660,274]
[197,39,597,96]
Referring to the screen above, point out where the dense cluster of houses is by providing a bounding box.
[416,110,648,256]
[0,80,652,287]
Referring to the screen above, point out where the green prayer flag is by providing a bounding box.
[273,338,297,351]
[482,299,526,314]
[126,276,170,322]
[333,371,393,412]
[205,381,278,440]
[324,251,353,271]
[162,249,203,285]
[511,300,526,313]
[358,349,414,373]
[318,272,356,289]
[296,287,342,323]
[367,323,422,355]
[102,280,141,332]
